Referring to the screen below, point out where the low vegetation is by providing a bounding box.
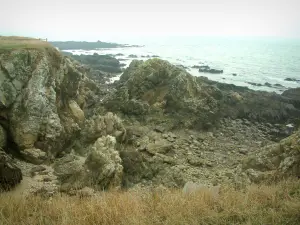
[0,36,51,52]
[0,179,299,225]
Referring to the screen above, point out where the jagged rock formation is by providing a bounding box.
[54,135,123,193]
[282,87,300,110]
[69,53,123,73]
[1,38,300,194]
[241,129,300,182]
[105,59,300,130]
[0,38,126,192]
[0,42,99,160]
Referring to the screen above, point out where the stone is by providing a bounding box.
[154,126,165,133]
[239,148,248,155]
[162,133,168,139]
[246,169,264,183]
[198,65,223,74]
[43,176,53,182]
[77,187,95,198]
[68,100,85,122]
[284,78,300,82]
[21,148,47,165]
[30,165,47,175]
[84,135,123,189]
[187,157,204,167]
[147,142,173,154]
[81,112,126,144]
[182,181,220,200]
[53,154,85,182]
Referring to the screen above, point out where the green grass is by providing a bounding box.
[0,36,51,52]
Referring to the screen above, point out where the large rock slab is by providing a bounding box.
[0,45,99,162]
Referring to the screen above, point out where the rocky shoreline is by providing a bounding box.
[0,38,300,197]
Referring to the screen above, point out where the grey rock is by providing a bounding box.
[21,148,47,165]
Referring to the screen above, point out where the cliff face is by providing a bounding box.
[1,47,85,157]
[0,40,125,191]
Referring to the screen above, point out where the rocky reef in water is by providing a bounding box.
[1,37,300,196]
[50,41,143,50]
[64,52,123,74]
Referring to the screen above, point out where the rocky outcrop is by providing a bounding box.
[284,78,300,82]
[54,135,123,192]
[0,150,22,190]
[282,87,300,110]
[0,43,100,162]
[1,38,299,194]
[241,129,300,182]
[70,53,123,73]
[105,59,300,130]
[80,112,126,145]
[198,65,223,74]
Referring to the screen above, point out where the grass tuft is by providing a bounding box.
[0,179,299,225]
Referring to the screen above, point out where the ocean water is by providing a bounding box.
[65,37,300,93]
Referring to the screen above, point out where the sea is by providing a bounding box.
[64,36,300,93]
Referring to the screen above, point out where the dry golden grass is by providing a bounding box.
[0,179,300,225]
[0,36,51,51]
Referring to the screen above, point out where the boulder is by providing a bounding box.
[54,136,123,192]
[80,112,126,145]
[128,54,138,58]
[0,150,22,190]
[21,148,47,165]
[198,65,223,74]
[282,87,300,109]
[182,181,220,200]
[84,135,123,189]
[284,78,300,82]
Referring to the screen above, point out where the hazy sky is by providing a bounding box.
[1,0,300,42]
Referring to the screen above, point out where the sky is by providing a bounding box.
[1,0,300,43]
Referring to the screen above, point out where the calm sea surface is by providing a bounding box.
[65,37,300,93]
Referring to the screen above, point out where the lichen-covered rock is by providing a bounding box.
[54,135,123,192]
[0,150,22,190]
[80,112,126,144]
[0,44,99,162]
[105,59,300,130]
[84,135,123,189]
[242,129,300,180]
[21,148,47,165]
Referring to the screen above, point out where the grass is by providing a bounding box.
[0,36,51,51]
[0,179,300,225]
